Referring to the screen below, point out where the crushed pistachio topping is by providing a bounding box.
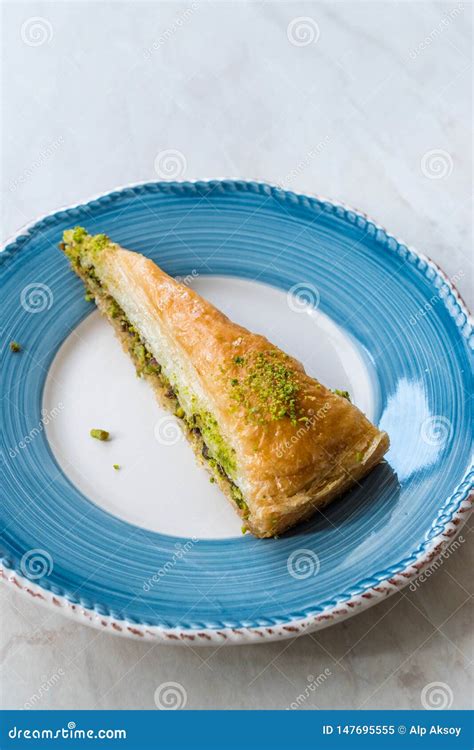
[90,428,110,441]
[73,226,87,242]
[333,389,351,401]
[61,227,114,273]
[9,341,21,352]
[91,233,109,251]
[228,349,301,425]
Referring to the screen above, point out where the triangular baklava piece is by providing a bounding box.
[60,228,389,537]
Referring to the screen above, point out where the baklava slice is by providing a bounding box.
[60,228,389,537]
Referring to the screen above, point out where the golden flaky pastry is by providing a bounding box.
[60,228,390,537]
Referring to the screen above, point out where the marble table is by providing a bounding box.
[1,0,472,710]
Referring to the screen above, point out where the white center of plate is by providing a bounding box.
[43,276,376,539]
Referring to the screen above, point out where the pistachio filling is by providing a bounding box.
[119,314,248,516]
[61,235,248,518]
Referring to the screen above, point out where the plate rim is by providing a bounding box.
[1,178,473,644]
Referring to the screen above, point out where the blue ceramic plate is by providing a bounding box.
[1,181,472,644]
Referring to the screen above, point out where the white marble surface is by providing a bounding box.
[1,0,472,710]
